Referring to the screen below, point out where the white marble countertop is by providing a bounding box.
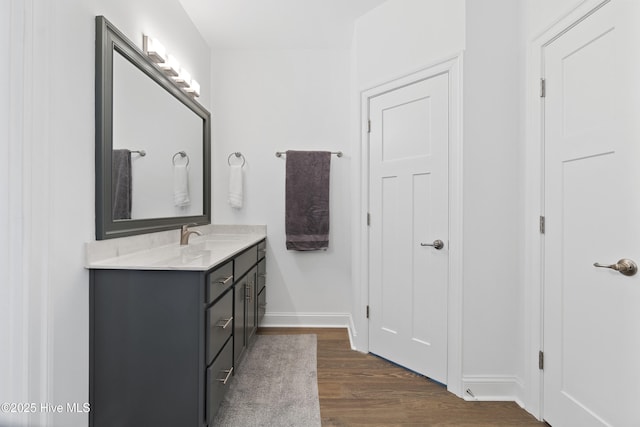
[85,225,266,271]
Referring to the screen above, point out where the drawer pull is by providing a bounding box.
[216,275,233,285]
[259,249,266,255]
[258,273,267,278]
[217,317,233,329]
[217,367,233,385]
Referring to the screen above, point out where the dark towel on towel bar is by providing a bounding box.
[285,150,331,251]
[112,149,132,220]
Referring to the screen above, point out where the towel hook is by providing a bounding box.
[172,151,190,167]
[227,152,246,167]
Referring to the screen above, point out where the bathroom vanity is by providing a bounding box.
[86,226,266,427]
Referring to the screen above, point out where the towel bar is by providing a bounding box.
[275,151,342,158]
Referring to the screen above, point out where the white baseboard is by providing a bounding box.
[260,312,356,349]
[461,375,524,405]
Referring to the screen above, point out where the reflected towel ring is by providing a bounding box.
[227,152,246,167]
[172,151,190,167]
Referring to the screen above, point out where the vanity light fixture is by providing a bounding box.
[142,34,200,98]
[185,79,200,98]
[173,67,191,88]
[159,54,180,77]
[142,35,166,63]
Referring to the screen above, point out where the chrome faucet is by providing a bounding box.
[180,224,202,245]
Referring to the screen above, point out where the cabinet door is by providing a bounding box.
[233,276,247,366]
[246,267,258,343]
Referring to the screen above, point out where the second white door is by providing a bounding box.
[542,1,640,425]
[368,71,449,383]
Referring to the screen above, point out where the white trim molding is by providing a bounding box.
[261,312,356,349]
[462,375,525,406]
[353,53,464,398]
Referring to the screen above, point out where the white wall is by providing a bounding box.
[2,1,210,426]
[353,0,465,90]
[211,48,352,323]
[462,0,524,400]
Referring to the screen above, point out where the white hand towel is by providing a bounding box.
[228,164,243,209]
[173,164,190,207]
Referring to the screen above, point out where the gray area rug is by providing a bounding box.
[212,334,321,427]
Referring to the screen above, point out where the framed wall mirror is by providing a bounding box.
[95,16,211,240]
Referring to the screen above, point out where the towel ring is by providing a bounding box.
[227,152,246,167]
[172,151,189,167]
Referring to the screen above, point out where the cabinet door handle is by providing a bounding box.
[217,367,233,385]
[216,275,233,285]
[217,317,233,329]
[245,284,252,301]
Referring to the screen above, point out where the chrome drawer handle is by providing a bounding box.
[216,275,233,285]
[217,317,233,329]
[217,367,233,385]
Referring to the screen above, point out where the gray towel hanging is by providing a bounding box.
[285,150,331,251]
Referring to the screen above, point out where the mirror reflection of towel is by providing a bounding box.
[112,149,132,220]
[173,164,190,207]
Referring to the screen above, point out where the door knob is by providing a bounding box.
[593,259,638,276]
[420,239,444,250]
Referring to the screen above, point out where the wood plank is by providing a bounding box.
[258,328,546,426]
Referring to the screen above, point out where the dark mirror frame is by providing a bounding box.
[95,16,211,240]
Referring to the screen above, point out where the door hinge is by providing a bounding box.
[366,305,370,319]
[539,350,544,370]
[367,119,371,133]
[539,215,546,234]
[540,78,546,98]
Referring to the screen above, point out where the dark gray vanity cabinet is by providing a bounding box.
[257,257,267,325]
[232,241,266,369]
[89,269,208,427]
[89,238,266,427]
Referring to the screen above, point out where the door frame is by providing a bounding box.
[355,55,464,397]
[524,0,611,420]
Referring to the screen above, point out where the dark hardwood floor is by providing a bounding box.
[258,327,546,427]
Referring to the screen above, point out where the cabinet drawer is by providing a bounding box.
[207,261,233,304]
[257,258,266,292]
[258,286,266,327]
[234,246,257,280]
[257,240,267,260]
[206,339,233,424]
[207,290,233,365]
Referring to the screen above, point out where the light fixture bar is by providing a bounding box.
[142,34,200,98]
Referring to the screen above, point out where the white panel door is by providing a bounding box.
[369,72,449,383]
[543,1,640,426]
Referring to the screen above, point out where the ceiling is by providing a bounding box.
[178,0,387,49]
